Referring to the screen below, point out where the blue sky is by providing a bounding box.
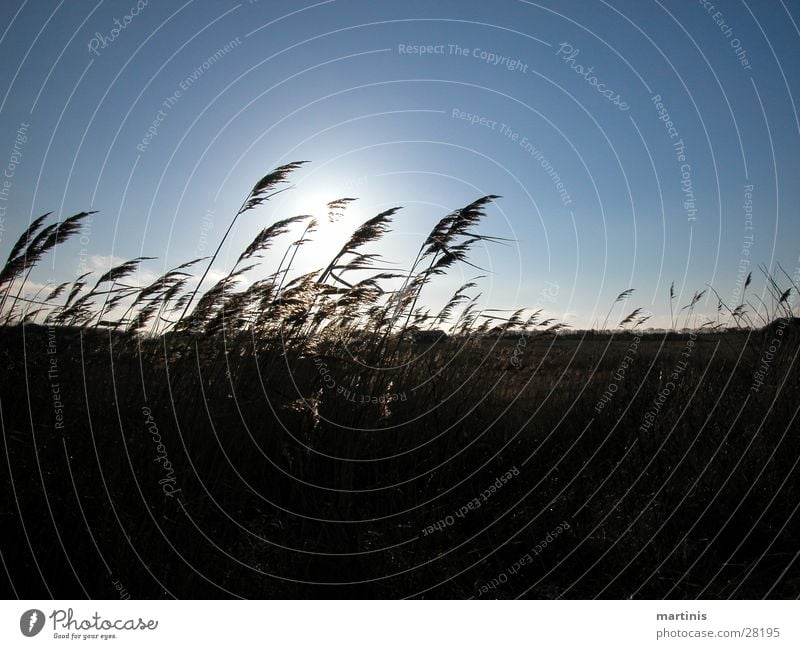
[1,0,798,328]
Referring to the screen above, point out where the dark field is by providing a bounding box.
[2,323,798,599]
[1,171,798,599]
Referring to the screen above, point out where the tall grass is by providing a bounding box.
[2,163,799,598]
[0,164,567,368]
[3,163,795,342]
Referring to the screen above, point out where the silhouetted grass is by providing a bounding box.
[1,163,798,599]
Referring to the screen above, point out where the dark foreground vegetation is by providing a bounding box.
[1,163,799,598]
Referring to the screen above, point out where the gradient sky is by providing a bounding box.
[1,0,799,329]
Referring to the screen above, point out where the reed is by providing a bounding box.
[1,165,798,599]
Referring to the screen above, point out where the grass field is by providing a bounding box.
[1,164,799,598]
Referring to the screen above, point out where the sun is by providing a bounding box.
[281,186,358,268]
